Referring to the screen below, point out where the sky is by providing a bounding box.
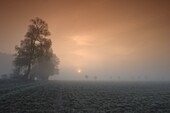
[0,0,170,80]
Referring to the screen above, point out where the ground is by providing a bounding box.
[0,80,170,113]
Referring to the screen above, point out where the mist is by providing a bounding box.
[1,0,170,81]
[1,1,170,112]
[0,53,13,76]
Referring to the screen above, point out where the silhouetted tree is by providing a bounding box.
[85,75,88,79]
[118,76,120,81]
[94,76,97,80]
[13,17,59,80]
[31,53,59,80]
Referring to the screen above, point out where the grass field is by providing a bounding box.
[0,80,170,113]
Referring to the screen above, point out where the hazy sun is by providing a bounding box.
[77,69,82,73]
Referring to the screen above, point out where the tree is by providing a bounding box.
[30,50,59,80]
[94,76,97,80]
[13,17,59,80]
[85,75,88,80]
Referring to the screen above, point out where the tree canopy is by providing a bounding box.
[13,17,59,80]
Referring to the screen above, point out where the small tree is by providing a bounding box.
[13,17,59,80]
[85,75,88,80]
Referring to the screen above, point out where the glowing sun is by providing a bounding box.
[77,69,82,73]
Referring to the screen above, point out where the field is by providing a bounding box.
[0,80,170,113]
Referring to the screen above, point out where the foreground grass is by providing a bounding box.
[0,80,170,113]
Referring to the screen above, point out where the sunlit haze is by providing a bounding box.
[0,0,170,80]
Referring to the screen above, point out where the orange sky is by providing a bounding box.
[0,0,170,80]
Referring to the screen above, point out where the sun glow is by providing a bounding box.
[77,69,82,73]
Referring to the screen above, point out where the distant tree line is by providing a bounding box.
[13,17,59,80]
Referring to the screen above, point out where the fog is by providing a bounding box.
[0,53,13,77]
[1,0,170,81]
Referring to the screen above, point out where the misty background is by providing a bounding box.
[0,0,170,81]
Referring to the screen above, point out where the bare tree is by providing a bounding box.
[85,75,88,80]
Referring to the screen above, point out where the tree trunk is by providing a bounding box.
[23,39,35,80]
[24,64,31,79]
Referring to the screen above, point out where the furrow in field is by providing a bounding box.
[0,82,47,100]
